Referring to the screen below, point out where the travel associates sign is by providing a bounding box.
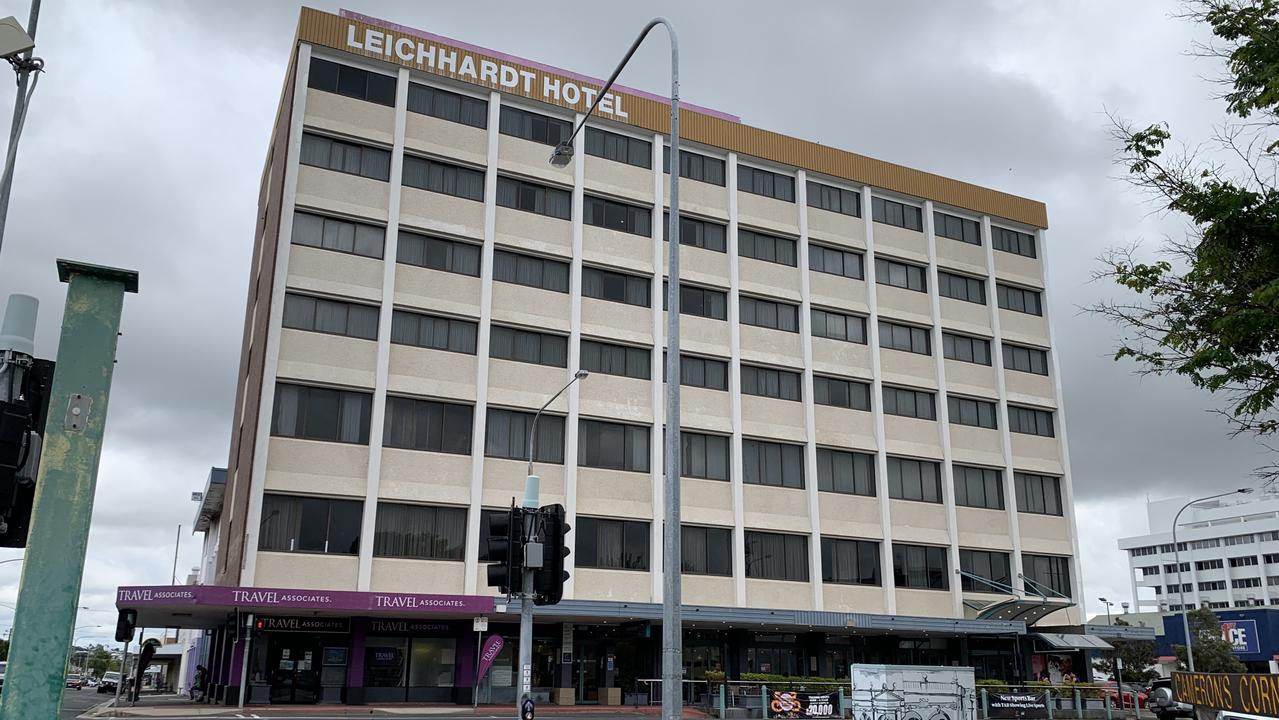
[116,584,494,615]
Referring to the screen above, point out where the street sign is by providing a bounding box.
[473,616,488,632]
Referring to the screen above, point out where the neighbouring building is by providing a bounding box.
[1121,489,1279,613]
[117,7,1108,706]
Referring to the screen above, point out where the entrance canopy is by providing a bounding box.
[1033,633,1114,651]
[115,584,496,629]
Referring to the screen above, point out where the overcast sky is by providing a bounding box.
[0,0,1266,646]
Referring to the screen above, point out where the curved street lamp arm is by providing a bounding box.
[526,371,587,477]
[1173,487,1254,671]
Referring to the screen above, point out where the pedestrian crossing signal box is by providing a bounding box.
[521,696,534,719]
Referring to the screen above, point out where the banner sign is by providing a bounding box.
[1173,671,1279,716]
[770,690,840,718]
[988,692,1048,718]
[115,584,495,615]
[476,634,505,684]
[1222,620,1261,654]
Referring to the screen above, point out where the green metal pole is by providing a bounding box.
[0,260,137,719]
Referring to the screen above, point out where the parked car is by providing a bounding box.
[97,671,120,694]
[1149,678,1195,720]
[64,674,83,689]
[1100,681,1149,708]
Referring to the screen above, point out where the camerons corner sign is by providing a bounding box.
[1173,671,1279,717]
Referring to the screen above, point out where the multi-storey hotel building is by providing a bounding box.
[1122,490,1279,612]
[119,8,1114,707]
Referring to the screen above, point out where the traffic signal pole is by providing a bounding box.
[0,260,137,719]
[517,475,538,719]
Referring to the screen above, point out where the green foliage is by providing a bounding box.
[1091,619,1160,683]
[740,672,845,686]
[1097,0,1279,445]
[87,645,112,679]
[1174,607,1247,673]
[0,638,7,662]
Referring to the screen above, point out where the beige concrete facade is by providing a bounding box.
[222,36,1081,626]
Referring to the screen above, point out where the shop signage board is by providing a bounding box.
[769,690,840,718]
[1173,671,1279,717]
[987,692,1048,718]
[257,615,349,633]
[367,619,452,635]
[1222,620,1261,654]
[115,584,495,615]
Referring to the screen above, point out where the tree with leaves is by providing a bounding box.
[1173,607,1247,673]
[1093,619,1160,682]
[1094,0,1279,446]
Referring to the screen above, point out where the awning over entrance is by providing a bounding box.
[974,597,1074,625]
[1033,633,1114,651]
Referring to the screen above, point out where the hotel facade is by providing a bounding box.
[122,8,1117,707]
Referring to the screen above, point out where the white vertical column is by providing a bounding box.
[862,187,896,614]
[241,44,314,586]
[462,91,503,595]
[1128,564,1140,610]
[727,155,748,606]
[562,114,586,600]
[922,202,964,617]
[796,172,824,610]
[649,134,666,603]
[980,217,1024,593]
[1035,227,1086,617]
[356,67,410,591]
[1256,548,1272,605]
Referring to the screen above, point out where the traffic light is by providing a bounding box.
[0,294,55,548]
[533,503,570,606]
[486,506,525,595]
[114,608,137,643]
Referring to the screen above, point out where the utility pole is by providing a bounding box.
[0,260,138,719]
[0,0,43,259]
[170,524,180,585]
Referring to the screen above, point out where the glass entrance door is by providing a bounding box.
[574,641,602,704]
[266,637,322,704]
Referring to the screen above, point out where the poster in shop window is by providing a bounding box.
[770,690,841,718]
[987,692,1048,718]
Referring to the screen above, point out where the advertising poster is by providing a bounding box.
[769,690,841,718]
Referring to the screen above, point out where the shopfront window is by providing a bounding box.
[363,634,458,703]
[408,638,455,687]
[364,637,407,690]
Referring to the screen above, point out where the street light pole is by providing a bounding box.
[1099,597,1112,625]
[517,370,587,719]
[549,19,681,719]
[1173,488,1253,671]
[0,0,42,260]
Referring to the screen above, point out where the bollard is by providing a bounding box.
[839,686,847,719]
[763,685,769,719]
[719,682,726,719]
[981,688,988,719]
[1076,689,1083,719]
[1046,689,1054,720]
[1130,691,1140,719]
[1104,691,1112,720]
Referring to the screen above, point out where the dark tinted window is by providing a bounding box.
[670,354,729,391]
[741,296,800,332]
[809,245,864,279]
[497,177,571,219]
[875,257,927,292]
[1003,343,1049,375]
[683,526,732,575]
[947,396,998,429]
[878,320,931,355]
[739,229,797,267]
[1024,554,1072,597]
[887,457,942,503]
[682,431,730,481]
[373,503,466,560]
[402,156,485,200]
[582,267,650,307]
[300,133,391,181]
[934,211,980,245]
[817,448,875,496]
[489,326,568,367]
[938,270,986,304]
[742,439,805,489]
[292,212,384,259]
[585,127,651,168]
[272,383,371,444]
[813,375,871,411]
[485,407,564,463]
[664,213,728,252]
[741,364,802,401]
[664,283,728,320]
[893,543,948,590]
[577,517,649,570]
[993,226,1036,258]
[997,284,1043,315]
[397,231,480,276]
[407,83,488,128]
[811,308,867,343]
[822,537,880,585]
[1015,472,1062,515]
[579,419,650,472]
[738,166,796,202]
[499,106,571,145]
[960,549,1011,592]
[581,339,650,380]
[259,493,362,555]
[1008,405,1054,437]
[585,196,652,236]
[943,332,992,365]
[663,147,727,185]
[390,310,477,354]
[953,465,1004,510]
[308,57,396,106]
[745,531,808,581]
[383,396,473,454]
[807,181,861,217]
[493,249,570,292]
[871,197,923,231]
[282,293,379,340]
[882,386,936,420]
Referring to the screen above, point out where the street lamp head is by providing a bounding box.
[1099,597,1107,603]
[1238,487,1255,494]
[0,17,33,61]
[549,142,574,167]
[574,369,589,380]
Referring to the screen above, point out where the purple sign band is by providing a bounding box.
[338,8,740,123]
[476,634,505,685]
[116,584,495,616]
